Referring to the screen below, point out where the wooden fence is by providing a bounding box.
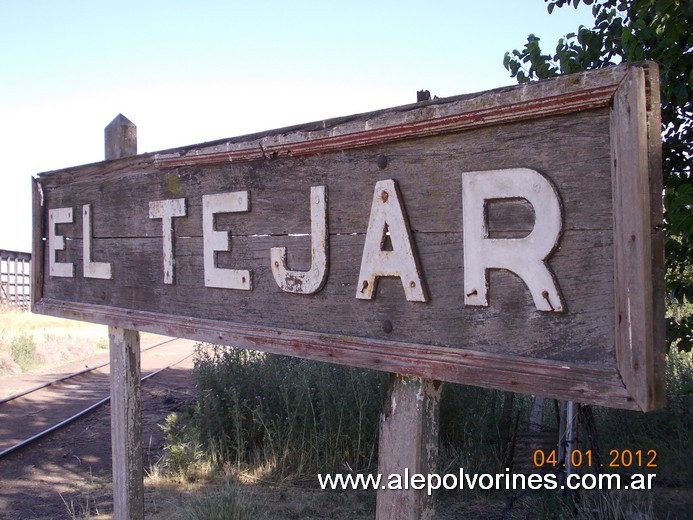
[0,250,31,310]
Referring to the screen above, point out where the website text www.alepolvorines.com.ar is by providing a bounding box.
[318,468,657,495]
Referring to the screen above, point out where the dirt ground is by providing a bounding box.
[0,359,197,520]
[1,348,691,519]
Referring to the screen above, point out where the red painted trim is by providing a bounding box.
[154,86,615,169]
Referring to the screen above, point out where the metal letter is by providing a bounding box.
[356,179,427,302]
[82,204,113,279]
[148,198,187,284]
[270,186,328,294]
[462,168,564,312]
[202,191,252,290]
[49,207,74,278]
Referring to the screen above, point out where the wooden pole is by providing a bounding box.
[375,375,442,520]
[1,258,6,306]
[13,257,18,306]
[105,114,137,160]
[375,91,443,520]
[564,401,578,476]
[105,114,143,520]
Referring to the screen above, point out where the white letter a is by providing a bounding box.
[356,179,427,302]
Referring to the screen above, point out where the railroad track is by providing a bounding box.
[0,336,199,458]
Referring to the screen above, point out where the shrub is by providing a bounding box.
[191,345,388,478]
[178,344,506,481]
[10,334,37,372]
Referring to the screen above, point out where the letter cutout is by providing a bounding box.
[356,179,427,302]
[82,204,113,279]
[149,198,187,284]
[203,191,251,290]
[270,186,328,294]
[462,168,564,312]
[49,207,74,277]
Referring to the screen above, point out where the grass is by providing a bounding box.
[147,343,692,519]
[0,309,109,375]
[174,345,389,479]
[6,304,686,518]
[177,478,255,520]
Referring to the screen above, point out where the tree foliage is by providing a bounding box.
[504,0,692,350]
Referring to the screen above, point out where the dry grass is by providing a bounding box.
[143,465,375,520]
[0,309,108,375]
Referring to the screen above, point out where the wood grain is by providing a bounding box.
[611,63,665,411]
[376,376,441,519]
[104,114,144,520]
[33,63,665,410]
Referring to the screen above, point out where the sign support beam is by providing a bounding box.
[376,375,442,519]
[105,114,144,520]
[374,92,445,520]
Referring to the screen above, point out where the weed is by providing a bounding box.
[155,344,692,518]
[58,469,101,519]
[190,345,388,478]
[0,308,109,373]
[159,412,209,482]
[10,333,37,371]
[183,478,255,520]
[164,344,508,486]
[667,346,693,395]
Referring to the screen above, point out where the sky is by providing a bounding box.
[0,0,595,253]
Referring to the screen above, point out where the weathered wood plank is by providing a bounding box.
[611,64,664,411]
[38,229,615,364]
[376,376,442,520]
[39,108,614,237]
[109,326,142,520]
[105,114,144,520]
[33,63,664,410]
[643,62,667,409]
[33,297,635,408]
[31,178,44,311]
[151,65,629,169]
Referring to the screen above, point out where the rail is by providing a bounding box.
[0,338,195,458]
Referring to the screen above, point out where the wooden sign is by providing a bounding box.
[32,62,664,411]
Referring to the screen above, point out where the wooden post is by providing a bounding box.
[375,90,444,520]
[105,114,143,520]
[564,401,578,476]
[528,396,545,433]
[105,114,137,160]
[376,375,442,520]
[1,257,6,306]
[557,400,579,488]
[13,257,18,306]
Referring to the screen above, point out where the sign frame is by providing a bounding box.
[32,62,665,411]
